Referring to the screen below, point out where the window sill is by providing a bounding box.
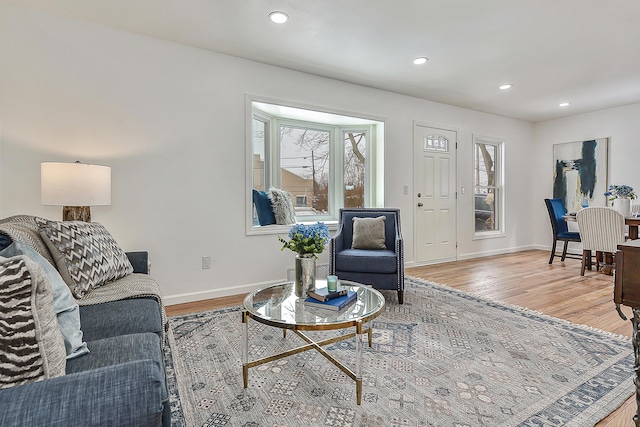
[472,231,505,240]
[247,221,339,236]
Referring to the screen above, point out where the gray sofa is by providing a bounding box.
[0,216,170,427]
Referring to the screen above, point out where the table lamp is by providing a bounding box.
[41,161,111,222]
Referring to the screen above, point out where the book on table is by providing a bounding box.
[307,286,348,302]
[304,290,357,311]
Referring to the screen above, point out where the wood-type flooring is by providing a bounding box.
[166,249,636,427]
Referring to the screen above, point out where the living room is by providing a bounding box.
[1,2,639,424]
[2,2,637,306]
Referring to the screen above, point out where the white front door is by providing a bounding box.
[414,124,457,264]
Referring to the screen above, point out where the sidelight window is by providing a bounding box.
[473,135,504,237]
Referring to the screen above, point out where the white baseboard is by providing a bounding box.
[163,280,275,306]
[457,244,536,260]
[405,245,538,268]
[165,263,332,306]
[165,249,547,306]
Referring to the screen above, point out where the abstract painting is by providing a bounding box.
[553,138,608,212]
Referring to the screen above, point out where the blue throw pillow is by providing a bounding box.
[0,240,89,359]
[253,189,277,226]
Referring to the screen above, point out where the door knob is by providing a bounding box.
[417,203,423,207]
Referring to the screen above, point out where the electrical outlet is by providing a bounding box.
[202,256,211,269]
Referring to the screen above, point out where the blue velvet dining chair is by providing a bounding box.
[544,198,581,264]
[329,208,404,304]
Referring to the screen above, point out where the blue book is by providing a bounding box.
[304,291,357,311]
[308,286,348,302]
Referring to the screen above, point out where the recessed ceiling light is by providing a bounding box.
[269,11,288,24]
[499,84,513,90]
[559,102,571,107]
[413,57,429,65]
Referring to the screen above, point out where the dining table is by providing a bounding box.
[564,213,640,239]
[626,217,640,240]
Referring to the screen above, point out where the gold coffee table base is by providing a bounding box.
[242,311,373,404]
[240,281,385,406]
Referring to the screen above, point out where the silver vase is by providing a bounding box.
[294,255,316,298]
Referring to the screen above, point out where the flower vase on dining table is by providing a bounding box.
[294,255,315,298]
[613,197,632,218]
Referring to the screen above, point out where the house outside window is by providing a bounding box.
[473,135,505,237]
[247,98,384,233]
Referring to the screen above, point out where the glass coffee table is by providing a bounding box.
[241,280,385,405]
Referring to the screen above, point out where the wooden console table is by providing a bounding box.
[614,239,640,426]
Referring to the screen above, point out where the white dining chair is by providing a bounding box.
[576,206,626,276]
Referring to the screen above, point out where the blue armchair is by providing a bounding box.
[329,208,404,304]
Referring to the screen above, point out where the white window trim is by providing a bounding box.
[472,134,506,240]
[245,95,385,235]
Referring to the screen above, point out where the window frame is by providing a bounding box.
[472,134,505,239]
[246,95,384,235]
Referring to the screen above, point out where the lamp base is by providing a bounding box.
[62,206,91,222]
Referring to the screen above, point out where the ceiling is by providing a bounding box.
[10,0,640,122]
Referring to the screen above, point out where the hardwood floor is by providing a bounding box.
[166,249,636,426]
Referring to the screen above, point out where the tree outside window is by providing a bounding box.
[248,99,383,230]
[474,136,504,235]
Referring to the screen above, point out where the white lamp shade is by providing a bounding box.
[41,162,111,206]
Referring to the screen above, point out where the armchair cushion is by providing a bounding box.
[352,216,387,249]
[335,248,398,274]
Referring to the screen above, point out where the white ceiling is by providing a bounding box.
[11,0,640,122]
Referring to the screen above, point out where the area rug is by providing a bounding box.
[166,276,635,427]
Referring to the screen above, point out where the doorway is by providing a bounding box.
[414,123,458,264]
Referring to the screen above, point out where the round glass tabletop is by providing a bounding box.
[243,280,385,330]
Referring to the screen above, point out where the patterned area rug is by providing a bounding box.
[166,276,635,427]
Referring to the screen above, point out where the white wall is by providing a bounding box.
[0,2,534,304]
[532,103,640,249]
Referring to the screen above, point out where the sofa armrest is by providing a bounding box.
[126,251,149,274]
[0,360,167,427]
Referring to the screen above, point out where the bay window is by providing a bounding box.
[247,97,384,233]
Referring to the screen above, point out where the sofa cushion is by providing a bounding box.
[79,298,163,342]
[351,216,387,250]
[0,241,89,360]
[65,332,168,423]
[35,219,133,299]
[66,332,163,376]
[335,248,398,274]
[75,273,167,338]
[0,256,66,389]
[252,190,277,226]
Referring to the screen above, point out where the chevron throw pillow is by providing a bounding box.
[36,218,133,299]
